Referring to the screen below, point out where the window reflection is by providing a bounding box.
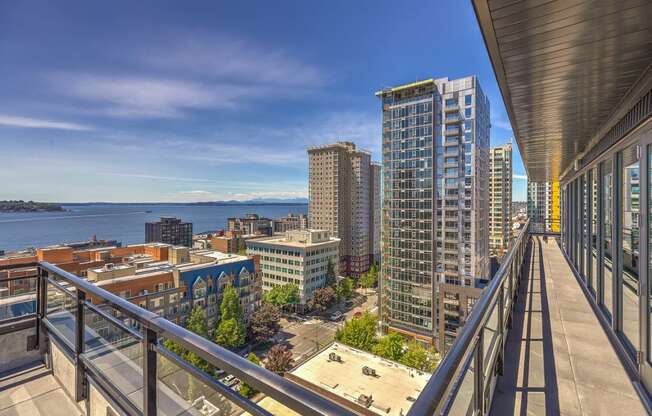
[590,168,598,296]
[621,145,639,352]
[602,160,613,321]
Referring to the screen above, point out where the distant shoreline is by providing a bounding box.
[60,202,308,207]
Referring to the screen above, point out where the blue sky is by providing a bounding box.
[0,0,527,203]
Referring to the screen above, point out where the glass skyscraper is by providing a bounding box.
[376,76,490,347]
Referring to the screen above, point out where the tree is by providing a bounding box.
[215,283,246,349]
[238,353,261,398]
[360,264,378,290]
[399,340,440,372]
[215,318,246,349]
[164,305,214,376]
[265,345,294,375]
[372,332,405,361]
[249,303,281,344]
[335,311,377,351]
[263,283,300,307]
[220,283,242,322]
[186,304,209,338]
[325,259,337,287]
[336,277,354,301]
[307,286,335,313]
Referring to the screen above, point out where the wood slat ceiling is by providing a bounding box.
[474,0,652,181]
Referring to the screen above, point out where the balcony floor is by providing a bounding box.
[0,362,82,416]
[490,236,647,416]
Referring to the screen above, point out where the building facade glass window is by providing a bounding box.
[601,160,614,321]
[620,144,639,352]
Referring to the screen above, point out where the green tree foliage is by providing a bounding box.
[307,286,335,313]
[163,305,214,375]
[335,311,377,351]
[187,304,209,337]
[399,340,440,372]
[372,332,405,361]
[215,318,246,348]
[215,283,246,349]
[249,303,281,344]
[238,353,261,398]
[263,283,300,307]
[220,283,242,322]
[360,263,379,289]
[325,259,337,287]
[336,277,354,300]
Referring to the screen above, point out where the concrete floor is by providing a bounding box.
[491,236,647,416]
[0,362,82,416]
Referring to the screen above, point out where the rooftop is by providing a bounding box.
[289,342,431,416]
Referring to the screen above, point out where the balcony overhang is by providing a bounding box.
[472,0,652,182]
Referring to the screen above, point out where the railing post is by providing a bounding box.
[474,333,484,415]
[143,327,157,416]
[38,267,49,356]
[75,290,87,402]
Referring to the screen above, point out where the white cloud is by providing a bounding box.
[513,174,528,180]
[49,73,266,118]
[491,112,512,131]
[0,114,93,131]
[142,34,324,87]
[169,190,308,203]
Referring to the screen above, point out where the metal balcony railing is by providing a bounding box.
[407,220,531,415]
[0,262,355,416]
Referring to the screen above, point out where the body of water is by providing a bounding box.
[0,203,308,252]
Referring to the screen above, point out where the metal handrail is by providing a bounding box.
[37,261,356,416]
[407,219,531,415]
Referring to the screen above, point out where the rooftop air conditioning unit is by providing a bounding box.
[362,366,377,377]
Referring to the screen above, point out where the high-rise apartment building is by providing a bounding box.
[308,142,379,277]
[145,217,193,248]
[489,143,512,256]
[527,181,560,233]
[376,76,490,347]
[370,162,382,263]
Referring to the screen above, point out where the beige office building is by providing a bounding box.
[245,229,339,305]
[308,142,379,277]
[489,143,512,255]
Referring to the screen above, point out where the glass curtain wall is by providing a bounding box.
[590,168,599,296]
[602,160,614,321]
[620,144,640,352]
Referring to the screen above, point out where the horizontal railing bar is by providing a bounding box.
[0,314,36,335]
[0,275,38,283]
[40,262,160,323]
[82,354,141,416]
[83,300,143,341]
[37,262,356,416]
[0,262,38,271]
[155,345,273,416]
[46,277,77,298]
[152,316,356,416]
[407,220,530,416]
[43,318,76,358]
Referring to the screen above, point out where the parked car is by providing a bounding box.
[330,311,343,321]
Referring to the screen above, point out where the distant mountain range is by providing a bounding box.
[60,198,309,206]
[189,198,309,205]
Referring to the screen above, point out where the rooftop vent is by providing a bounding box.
[328,352,342,362]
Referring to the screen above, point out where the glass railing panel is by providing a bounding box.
[447,358,475,416]
[82,304,144,412]
[0,277,37,320]
[157,351,244,416]
[483,301,499,370]
[44,280,76,347]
